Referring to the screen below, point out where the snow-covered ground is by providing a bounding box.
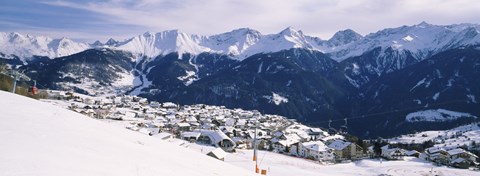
[406,109,477,122]
[5,90,478,176]
[263,92,288,105]
[175,139,478,176]
[389,122,480,149]
[0,91,253,176]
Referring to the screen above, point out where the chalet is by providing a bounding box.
[447,148,478,163]
[327,140,364,161]
[289,142,300,156]
[451,158,471,169]
[381,145,405,160]
[149,101,161,108]
[426,147,450,165]
[181,131,202,142]
[405,150,420,158]
[271,139,295,153]
[195,129,236,152]
[308,128,327,138]
[162,102,178,109]
[175,122,191,132]
[299,141,334,162]
[235,119,247,129]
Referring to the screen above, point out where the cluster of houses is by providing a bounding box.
[42,90,480,168]
[43,91,367,163]
[375,144,479,169]
[269,124,366,163]
[423,147,479,169]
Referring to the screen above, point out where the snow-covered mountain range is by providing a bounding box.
[3,22,480,62]
[0,32,89,61]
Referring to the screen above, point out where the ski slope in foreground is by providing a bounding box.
[0,91,253,176]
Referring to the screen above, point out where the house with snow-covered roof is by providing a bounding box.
[425,147,450,165]
[299,141,334,162]
[405,150,420,157]
[149,101,161,108]
[162,102,178,109]
[450,157,471,169]
[181,131,202,142]
[271,133,302,154]
[194,129,236,152]
[175,122,191,132]
[381,145,405,160]
[446,148,478,166]
[327,140,364,161]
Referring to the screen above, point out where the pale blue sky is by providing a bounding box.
[2,0,480,42]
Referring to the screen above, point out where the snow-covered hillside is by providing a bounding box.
[0,32,89,61]
[389,122,480,149]
[0,91,253,176]
[406,109,478,122]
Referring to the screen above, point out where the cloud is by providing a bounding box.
[3,0,480,41]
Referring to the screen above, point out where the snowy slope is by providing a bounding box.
[0,91,253,176]
[389,122,480,150]
[0,32,89,61]
[406,109,477,122]
[113,30,210,59]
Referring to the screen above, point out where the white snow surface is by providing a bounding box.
[0,91,253,176]
[406,109,477,122]
[263,92,288,105]
[180,139,477,176]
[388,122,480,150]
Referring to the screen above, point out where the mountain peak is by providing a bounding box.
[105,38,119,46]
[230,28,261,35]
[92,40,103,46]
[328,29,362,46]
[142,31,155,37]
[416,21,432,28]
[279,26,302,36]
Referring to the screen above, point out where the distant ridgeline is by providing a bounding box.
[2,22,480,137]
